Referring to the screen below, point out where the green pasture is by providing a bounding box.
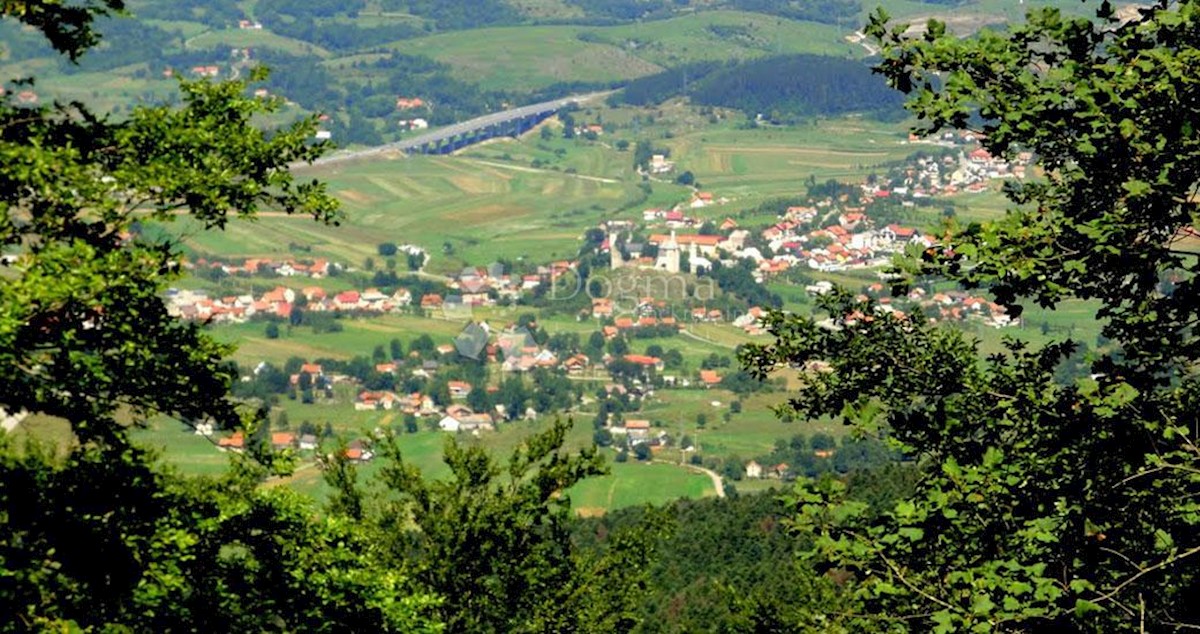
[630,387,842,463]
[142,18,210,39]
[666,118,914,205]
[377,10,859,94]
[569,461,716,514]
[388,25,663,92]
[210,313,466,365]
[188,28,332,57]
[286,152,651,273]
[585,10,857,66]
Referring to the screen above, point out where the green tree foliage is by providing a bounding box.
[1,442,440,632]
[1,23,337,446]
[368,419,662,632]
[574,488,924,632]
[744,3,1200,629]
[0,6,441,630]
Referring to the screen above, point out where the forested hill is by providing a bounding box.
[613,54,907,122]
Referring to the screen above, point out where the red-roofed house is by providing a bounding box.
[623,354,664,371]
[217,432,244,451]
[272,432,296,450]
[334,290,361,309]
[448,381,472,399]
[622,419,651,440]
[699,370,721,387]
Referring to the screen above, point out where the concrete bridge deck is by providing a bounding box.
[311,91,611,165]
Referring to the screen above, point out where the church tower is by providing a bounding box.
[610,231,624,270]
[657,230,681,274]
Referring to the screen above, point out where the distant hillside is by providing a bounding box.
[0,0,1074,146]
[613,54,905,122]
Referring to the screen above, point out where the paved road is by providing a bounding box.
[309,91,614,166]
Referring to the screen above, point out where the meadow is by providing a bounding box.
[385,10,857,92]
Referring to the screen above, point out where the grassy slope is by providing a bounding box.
[387,25,664,92]
[381,11,857,92]
[585,10,856,65]
[188,29,333,57]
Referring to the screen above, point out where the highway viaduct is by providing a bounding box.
[311,91,611,166]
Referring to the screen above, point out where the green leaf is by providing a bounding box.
[1074,599,1103,617]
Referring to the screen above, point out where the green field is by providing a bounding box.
[569,461,716,514]
[187,29,332,57]
[582,10,856,66]
[286,149,675,273]
[389,25,664,92]
[211,314,468,364]
[666,118,913,204]
[384,11,857,92]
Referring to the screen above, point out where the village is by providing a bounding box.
[178,137,1024,461]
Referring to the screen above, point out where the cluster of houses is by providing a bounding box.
[744,460,794,480]
[611,200,929,280]
[608,418,671,451]
[760,205,937,274]
[804,281,1016,328]
[184,257,341,279]
[166,285,415,322]
[215,430,376,462]
[444,261,577,308]
[882,139,1033,196]
[573,123,604,137]
[353,377,539,434]
[874,285,1016,328]
[351,385,506,433]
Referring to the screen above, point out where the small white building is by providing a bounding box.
[438,416,461,432]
